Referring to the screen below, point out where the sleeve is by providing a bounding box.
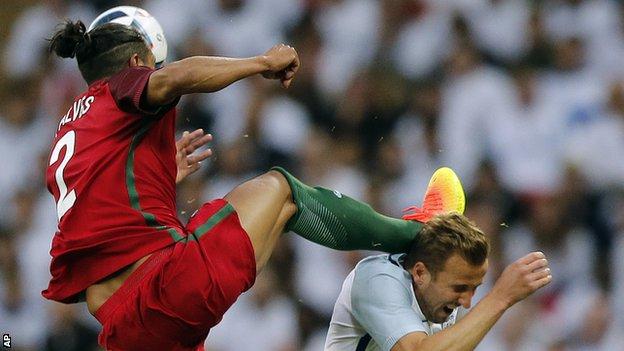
[108,66,178,116]
[351,268,427,351]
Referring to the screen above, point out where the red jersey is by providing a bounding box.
[43,66,184,303]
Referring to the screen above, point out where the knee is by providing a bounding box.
[256,170,292,200]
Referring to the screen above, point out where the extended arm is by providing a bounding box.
[146,44,299,106]
[391,294,507,351]
[392,252,552,351]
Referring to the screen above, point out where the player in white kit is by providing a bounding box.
[325,213,552,351]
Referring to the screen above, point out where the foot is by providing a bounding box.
[402,167,465,222]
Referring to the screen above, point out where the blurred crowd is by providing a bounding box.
[1,0,624,350]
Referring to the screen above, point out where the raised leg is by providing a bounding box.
[224,170,296,273]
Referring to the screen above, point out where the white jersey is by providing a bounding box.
[324,254,460,351]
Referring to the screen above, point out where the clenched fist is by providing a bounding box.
[261,44,300,88]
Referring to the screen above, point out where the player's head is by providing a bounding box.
[49,20,154,84]
[405,213,489,323]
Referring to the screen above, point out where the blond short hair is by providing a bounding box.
[404,213,489,275]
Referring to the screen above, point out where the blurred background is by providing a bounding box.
[1,0,624,350]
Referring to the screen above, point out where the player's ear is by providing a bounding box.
[128,53,142,67]
[411,262,432,287]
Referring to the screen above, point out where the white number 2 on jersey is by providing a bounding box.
[49,131,77,220]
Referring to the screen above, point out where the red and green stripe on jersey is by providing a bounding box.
[44,67,183,303]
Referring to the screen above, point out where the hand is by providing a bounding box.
[175,129,213,184]
[489,252,552,308]
[261,44,300,88]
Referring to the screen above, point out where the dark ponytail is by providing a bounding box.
[48,20,150,83]
[49,20,92,59]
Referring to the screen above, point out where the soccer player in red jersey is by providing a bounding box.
[44,20,466,350]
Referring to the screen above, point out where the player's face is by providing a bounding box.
[413,254,488,323]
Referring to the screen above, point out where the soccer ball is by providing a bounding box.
[88,6,167,67]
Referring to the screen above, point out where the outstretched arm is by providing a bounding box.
[392,252,552,351]
[147,44,299,106]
